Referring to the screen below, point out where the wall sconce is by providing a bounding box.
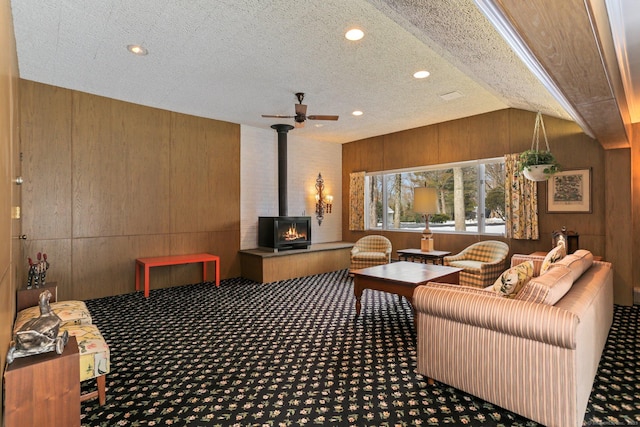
[413,187,438,252]
[315,173,333,225]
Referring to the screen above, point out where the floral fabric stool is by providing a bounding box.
[14,299,92,331]
[59,323,110,406]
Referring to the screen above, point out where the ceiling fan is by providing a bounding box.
[262,92,339,128]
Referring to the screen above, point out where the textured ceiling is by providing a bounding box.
[10,0,573,143]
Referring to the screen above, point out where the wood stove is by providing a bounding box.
[258,216,311,251]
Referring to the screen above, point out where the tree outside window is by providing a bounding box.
[364,158,505,235]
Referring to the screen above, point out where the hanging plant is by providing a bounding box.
[518,150,560,179]
[518,112,561,181]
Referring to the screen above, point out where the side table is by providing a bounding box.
[4,336,80,427]
[396,249,451,265]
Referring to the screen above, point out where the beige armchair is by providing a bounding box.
[443,240,509,288]
[349,235,392,272]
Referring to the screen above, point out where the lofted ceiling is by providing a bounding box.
[9,0,638,145]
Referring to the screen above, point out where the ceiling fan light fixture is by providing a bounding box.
[352,110,363,116]
[345,28,364,41]
[413,70,430,79]
[127,44,148,56]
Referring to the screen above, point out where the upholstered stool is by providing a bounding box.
[13,293,109,405]
[59,323,110,405]
[14,299,92,331]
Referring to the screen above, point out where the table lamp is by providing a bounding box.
[413,187,438,252]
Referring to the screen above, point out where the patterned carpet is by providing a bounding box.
[80,270,639,426]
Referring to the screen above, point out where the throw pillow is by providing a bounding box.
[492,260,534,298]
[540,243,566,275]
[515,264,573,305]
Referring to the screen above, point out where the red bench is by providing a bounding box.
[135,253,220,298]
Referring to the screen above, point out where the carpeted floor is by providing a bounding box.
[80,269,639,426]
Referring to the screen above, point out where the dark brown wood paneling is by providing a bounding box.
[19,82,241,301]
[117,102,171,236]
[438,110,510,163]
[507,109,538,154]
[170,113,240,233]
[170,230,241,281]
[633,123,640,304]
[72,92,128,237]
[72,234,170,300]
[1,2,20,415]
[72,93,172,237]
[383,126,438,170]
[605,149,633,305]
[342,136,384,173]
[21,81,72,239]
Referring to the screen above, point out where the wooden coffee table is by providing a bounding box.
[351,261,462,318]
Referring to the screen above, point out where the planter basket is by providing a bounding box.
[523,164,554,181]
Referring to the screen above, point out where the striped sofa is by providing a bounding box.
[443,240,509,288]
[414,251,613,427]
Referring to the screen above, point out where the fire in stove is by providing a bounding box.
[282,224,305,241]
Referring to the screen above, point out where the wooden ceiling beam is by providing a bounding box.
[493,0,632,149]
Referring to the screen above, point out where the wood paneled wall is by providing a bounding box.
[20,81,241,301]
[1,0,20,419]
[342,109,634,304]
[632,123,640,302]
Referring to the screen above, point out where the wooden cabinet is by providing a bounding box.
[4,336,80,427]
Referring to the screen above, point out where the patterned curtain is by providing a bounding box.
[505,153,539,239]
[349,172,366,231]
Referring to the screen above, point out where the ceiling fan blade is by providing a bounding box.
[262,114,295,118]
[295,103,307,115]
[307,115,339,121]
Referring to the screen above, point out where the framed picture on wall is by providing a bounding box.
[546,168,592,213]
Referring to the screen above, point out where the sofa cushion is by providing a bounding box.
[352,252,388,261]
[540,244,566,275]
[14,300,92,332]
[515,264,574,305]
[491,260,534,298]
[551,249,593,282]
[446,260,483,273]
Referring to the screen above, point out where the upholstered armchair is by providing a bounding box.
[349,235,392,272]
[443,240,509,288]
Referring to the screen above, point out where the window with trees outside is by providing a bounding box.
[365,158,506,235]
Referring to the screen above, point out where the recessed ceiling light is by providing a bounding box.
[413,70,430,79]
[345,28,364,41]
[352,110,363,116]
[127,44,148,56]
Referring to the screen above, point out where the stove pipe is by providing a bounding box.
[271,124,294,216]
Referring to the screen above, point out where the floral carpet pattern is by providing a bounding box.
[80,270,639,426]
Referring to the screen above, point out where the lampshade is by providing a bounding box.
[414,187,437,213]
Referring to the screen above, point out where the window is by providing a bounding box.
[365,158,505,235]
